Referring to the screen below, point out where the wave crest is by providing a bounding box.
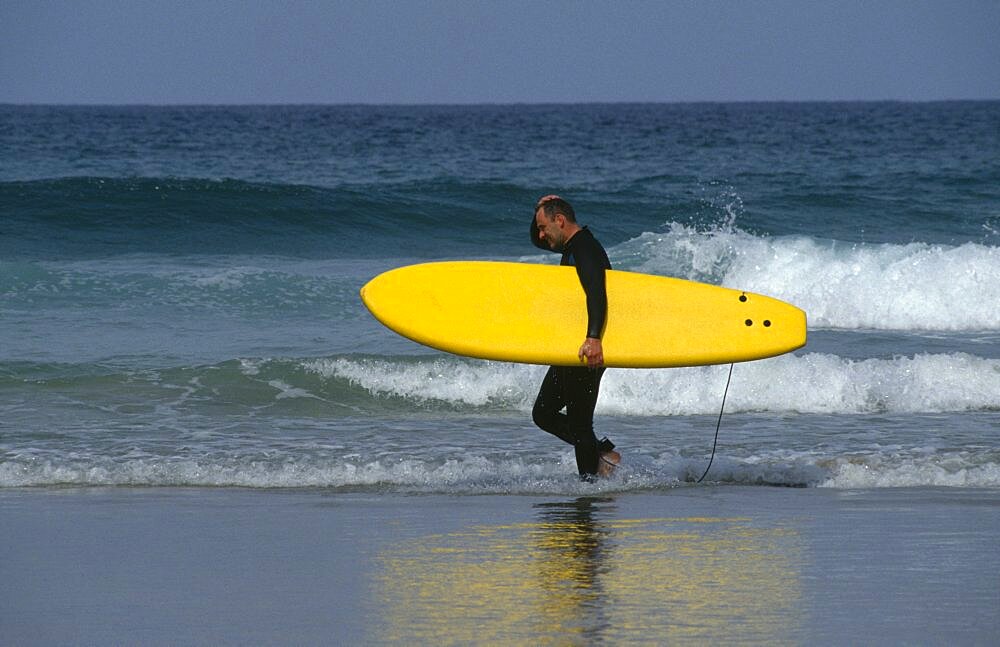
[613,223,1000,331]
[317,352,1000,416]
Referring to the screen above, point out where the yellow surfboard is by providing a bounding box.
[360,261,806,368]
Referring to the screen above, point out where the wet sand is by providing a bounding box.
[2,486,998,645]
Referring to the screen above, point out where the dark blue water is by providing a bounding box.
[2,103,999,490]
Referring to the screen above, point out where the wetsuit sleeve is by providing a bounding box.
[574,244,609,339]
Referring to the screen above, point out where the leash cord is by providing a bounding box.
[696,363,734,484]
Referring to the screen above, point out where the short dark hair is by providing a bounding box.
[537,197,576,223]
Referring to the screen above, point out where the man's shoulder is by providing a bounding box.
[574,226,603,248]
[575,227,611,266]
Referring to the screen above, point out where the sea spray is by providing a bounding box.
[612,224,1000,331]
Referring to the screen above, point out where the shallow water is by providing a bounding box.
[4,103,999,494]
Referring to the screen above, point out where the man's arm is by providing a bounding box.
[573,241,609,368]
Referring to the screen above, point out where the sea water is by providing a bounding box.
[2,102,999,492]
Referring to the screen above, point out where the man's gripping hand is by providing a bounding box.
[578,337,604,369]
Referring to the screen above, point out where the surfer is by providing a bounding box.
[530,195,621,479]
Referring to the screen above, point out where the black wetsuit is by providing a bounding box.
[530,225,615,476]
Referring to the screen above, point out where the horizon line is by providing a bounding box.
[3,97,999,108]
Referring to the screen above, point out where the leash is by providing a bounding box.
[695,363,734,484]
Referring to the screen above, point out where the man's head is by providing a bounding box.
[536,195,576,223]
[532,195,579,251]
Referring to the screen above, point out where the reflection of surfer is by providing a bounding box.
[530,195,620,479]
[533,497,614,638]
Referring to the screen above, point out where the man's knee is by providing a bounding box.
[532,400,552,430]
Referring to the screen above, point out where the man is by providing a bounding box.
[530,195,620,479]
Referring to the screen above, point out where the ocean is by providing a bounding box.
[2,103,999,644]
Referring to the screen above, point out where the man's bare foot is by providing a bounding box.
[597,450,621,477]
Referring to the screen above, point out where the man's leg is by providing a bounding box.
[564,366,605,476]
[532,366,574,445]
[533,366,615,477]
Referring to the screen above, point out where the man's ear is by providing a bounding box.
[554,213,567,228]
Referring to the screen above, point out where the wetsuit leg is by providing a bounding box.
[532,366,606,476]
[532,367,572,444]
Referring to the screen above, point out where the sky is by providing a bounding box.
[1,0,998,104]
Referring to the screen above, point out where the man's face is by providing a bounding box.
[534,210,565,250]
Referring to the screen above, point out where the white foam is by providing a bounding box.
[190,266,253,289]
[314,353,1000,415]
[601,352,1000,415]
[307,357,542,407]
[267,379,320,400]
[615,224,1000,331]
[239,358,262,375]
[0,454,588,492]
[818,452,1000,488]
[3,449,996,490]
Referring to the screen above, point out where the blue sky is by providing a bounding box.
[2,0,998,104]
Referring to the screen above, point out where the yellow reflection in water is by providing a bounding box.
[373,498,802,645]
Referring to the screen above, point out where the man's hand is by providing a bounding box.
[578,337,604,369]
[535,194,561,209]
